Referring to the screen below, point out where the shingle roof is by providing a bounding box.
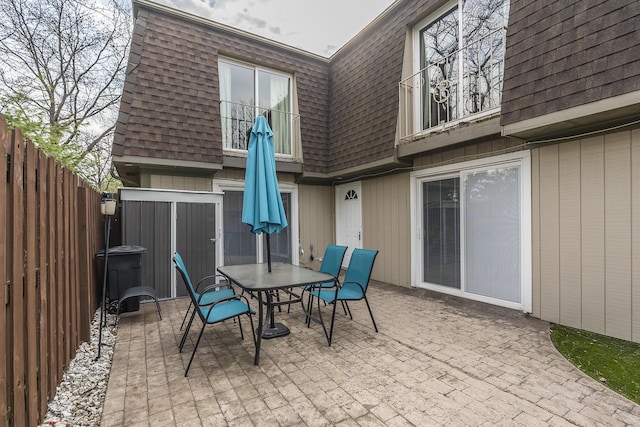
[501,0,640,126]
[114,4,331,173]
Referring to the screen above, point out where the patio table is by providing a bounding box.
[217,262,335,365]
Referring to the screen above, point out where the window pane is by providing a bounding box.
[462,0,509,43]
[422,178,460,288]
[462,0,509,115]
[223,190,257,265]
[223,190,291,266]
[464,167,520,302]
[259,70,292,155]
[420,7,459,129]
[262,193,292,263]
[219,61,255,150]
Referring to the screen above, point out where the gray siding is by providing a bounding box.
[531,128,640,342]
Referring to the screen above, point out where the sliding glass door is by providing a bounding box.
[221,189,293,266]
[414,153,530,309]
[422,177,460,288]
[464,166,520,303]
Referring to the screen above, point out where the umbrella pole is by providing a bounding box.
[266,233,272,273]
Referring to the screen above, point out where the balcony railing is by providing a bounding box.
[220,100,301,158]
[398,27,506,142]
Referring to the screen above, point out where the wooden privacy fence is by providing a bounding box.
[0,115,104,427]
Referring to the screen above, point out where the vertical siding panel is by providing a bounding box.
[298,184,333,267]
[604,132,632,340]
[558,141,581,327]
[581,136,606,334]
[362,180,374,270]
[632,129,640,342]
[392,173,411,286]
[361,173,411,287]
[531,149,541,317]
[383,178,393,282]
[539,145,560,323]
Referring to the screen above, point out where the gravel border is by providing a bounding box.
[39,309,117,426]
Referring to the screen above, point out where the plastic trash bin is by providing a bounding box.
[96,245,146,314]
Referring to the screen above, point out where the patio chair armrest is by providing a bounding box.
[200,282,236,296]
[195,274,230,292]
[341,280,365,293]
[308,278,339,291]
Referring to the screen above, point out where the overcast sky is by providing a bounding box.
[156,0,397,57]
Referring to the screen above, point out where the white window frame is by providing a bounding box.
[213,179,299,266]
[218,57,294,157]
[410,151,532,312]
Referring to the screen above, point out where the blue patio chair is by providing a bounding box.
[173,252,235,332]
[284,244,346,315]
[173,252,255,376]
[308,248,378,346]
[294,244,347,320]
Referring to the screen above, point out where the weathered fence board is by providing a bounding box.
[0,115,103,427]
[10,126,26,427]
[0,117,9,427]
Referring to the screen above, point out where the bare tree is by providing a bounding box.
[0,0,130,186]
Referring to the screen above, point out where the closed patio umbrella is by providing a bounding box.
[242,115,288,273]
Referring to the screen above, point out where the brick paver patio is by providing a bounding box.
[101,282,640,426]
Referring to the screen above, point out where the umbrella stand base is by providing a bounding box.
[262,322,290,339]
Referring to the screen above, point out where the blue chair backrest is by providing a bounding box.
[319,244,348,277]
[343,248,378,293]
[173,252,196,295]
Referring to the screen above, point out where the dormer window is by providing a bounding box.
[219,59,293,156]
[399,0,509,140]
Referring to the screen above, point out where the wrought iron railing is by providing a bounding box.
[219,100,300,157]
[399,27,506,142]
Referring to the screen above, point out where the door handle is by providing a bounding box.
[210,238,216,243]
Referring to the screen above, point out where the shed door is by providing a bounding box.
[175,203,217,297]
[122,200,172,298]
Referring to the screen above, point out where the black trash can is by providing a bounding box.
[96,245,146,314]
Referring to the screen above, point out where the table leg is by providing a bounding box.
[254,291,264,365]
[262,290,290,339]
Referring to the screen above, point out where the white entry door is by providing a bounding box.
[336,182,362,267]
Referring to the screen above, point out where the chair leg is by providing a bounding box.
[306,292,315,327]
[154,297,162,320]
[247,312,256,344]
[185,322,207,377]
[237,315,245,340]
[180,309,198,351]
[180,302,193,330]
[342,301,352,319]
[364,296,378,332]
[328,300,339,346]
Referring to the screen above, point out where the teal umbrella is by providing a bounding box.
[242,115,288,272]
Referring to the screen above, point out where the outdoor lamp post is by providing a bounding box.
[95,192,116,361]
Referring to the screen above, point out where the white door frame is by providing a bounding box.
[410,151,532,312]
[335,181,363,267]
[213,179,300,266]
